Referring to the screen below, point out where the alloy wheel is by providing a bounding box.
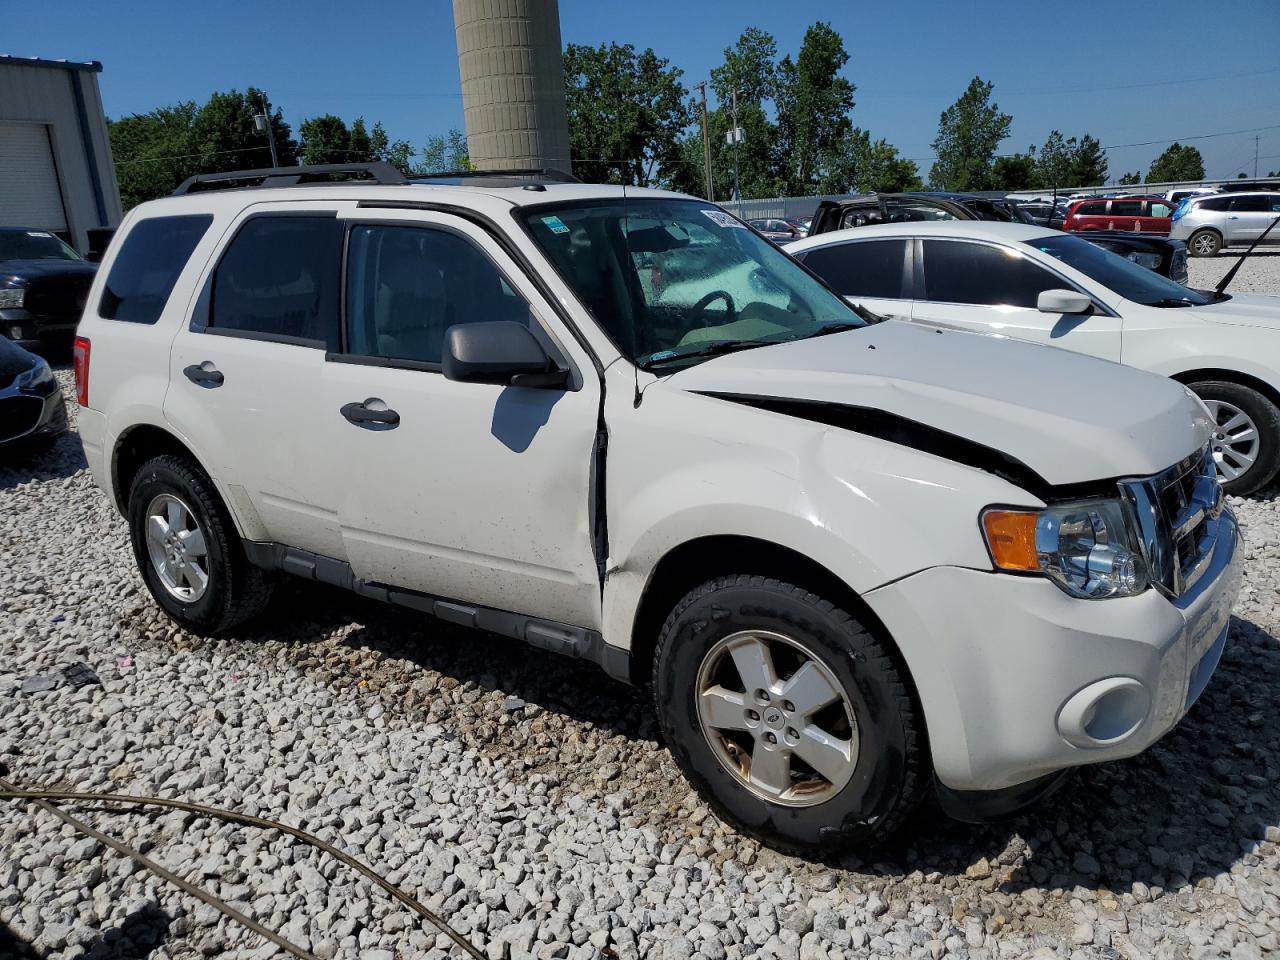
[144,493,210,602]
[1204,399,1260,483]
[695,629,858,807]
[1191,233,1218,256]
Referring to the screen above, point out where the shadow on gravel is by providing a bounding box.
[0,434,87,491]
[0,920,42,959]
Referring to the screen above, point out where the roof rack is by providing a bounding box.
[409,168,581,186]
[172,161,408,196]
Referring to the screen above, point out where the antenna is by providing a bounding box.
[1215,211,1280,297]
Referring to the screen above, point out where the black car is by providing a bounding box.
[807,193,1188,282]
[0,334,67,455]
[0,227,97,355]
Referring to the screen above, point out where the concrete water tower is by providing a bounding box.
[452,0,573,173]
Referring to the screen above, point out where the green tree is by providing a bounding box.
[109,87,296,209]
[419,129,471,174]
[991,150,1039,190]
[298,114,353,165]
[563,42,690,186]
[369,121,415,174]
[710,26,777,105]
[1033,130,1107,189]
[773,22,857,194]
[1238,172,1248,179]
[1068,133,1107,186]
[1118,171,1142,186]
[845,130,922,192]
[1148,142,1205,183]
[929,77,1012,190]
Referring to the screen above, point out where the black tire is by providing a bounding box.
[1189,380,1280,496]
[652,575,926,853]
[1187,228,1222,257]
[127,454,273,633]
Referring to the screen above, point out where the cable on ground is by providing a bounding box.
[0,778,485,960]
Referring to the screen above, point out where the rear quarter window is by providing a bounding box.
[98,214,213,324]
[1074,202,1106,215]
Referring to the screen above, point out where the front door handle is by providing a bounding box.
[183,362,224,388]
[341,398,400,430]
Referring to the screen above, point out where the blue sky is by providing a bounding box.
[7,0,1280,183]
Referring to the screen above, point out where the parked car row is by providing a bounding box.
[66,163,1248,855]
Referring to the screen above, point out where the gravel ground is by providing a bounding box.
[3,253,1280,960]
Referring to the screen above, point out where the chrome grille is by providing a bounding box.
[1120,447,1223,598]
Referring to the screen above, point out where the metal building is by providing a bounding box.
[452,0,572,173]
[0,55,122,254]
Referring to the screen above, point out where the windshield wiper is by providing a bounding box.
[638,339,770,370]
[1147,298,1197,308]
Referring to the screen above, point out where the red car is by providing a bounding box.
[1063,196,1175,235]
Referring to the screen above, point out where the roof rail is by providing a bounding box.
[172,161,408,196]
[409,168,581,186]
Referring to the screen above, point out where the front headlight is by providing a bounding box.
[982,498,1147,599]
[0,287,25,309]
[1125,251,1162,269]
[17,358,55,392]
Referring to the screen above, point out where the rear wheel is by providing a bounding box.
[1189,380,1280,496]
[128,455,273,633]
[653,575,926,853]
[1188,229,1222,257]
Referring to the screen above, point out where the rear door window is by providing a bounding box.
[799,241,908,299]
[1075,201,1106,215]
[99,214,212,324]
[1110,201,1142,217]
[1197,197,1231,212]
[922,240,1062,308]
[208,215,342,349]
[1230,195,1270,212]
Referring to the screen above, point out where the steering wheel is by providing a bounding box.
[690,289,736,324]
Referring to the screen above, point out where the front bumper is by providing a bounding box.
[864,508,1242,794]
[0,377,68,448]
[1,309,79,354]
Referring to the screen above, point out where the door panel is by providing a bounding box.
[325,213,602,628]
[909,239,1122,362]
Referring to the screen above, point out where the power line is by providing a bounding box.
[858,66,1280,99]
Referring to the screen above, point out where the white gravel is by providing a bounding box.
[3,258,1280,960]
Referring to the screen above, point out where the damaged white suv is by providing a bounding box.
[74,164,1242,852]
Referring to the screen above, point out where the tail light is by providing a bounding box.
[72,336,90,407]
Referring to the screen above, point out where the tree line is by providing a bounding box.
[109,23,1222,209]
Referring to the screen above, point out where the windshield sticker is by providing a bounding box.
[700,209,745,229]
[541,215,570,235]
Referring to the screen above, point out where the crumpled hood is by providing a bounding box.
[1191,293,1280,331]
[670,322,1211,487]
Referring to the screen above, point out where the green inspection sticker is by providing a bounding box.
[541,215,570,234]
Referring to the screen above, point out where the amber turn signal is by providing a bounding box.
[982,510,1040,571]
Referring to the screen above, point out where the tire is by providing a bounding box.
[127,454,273,633]
[1187,229,1222,257]
[1189,380,1280,496]
[652,575,926,853]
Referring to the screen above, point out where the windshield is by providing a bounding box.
[1026,233,1212,307]
[519,198,863,368]
[0,230,80,262]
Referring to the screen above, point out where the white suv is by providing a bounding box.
[74,163,1242,852]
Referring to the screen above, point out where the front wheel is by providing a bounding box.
[652,575,926,853]
[128,454,273,633]
[1190,380,1280,496]
[1187,229,1222,257]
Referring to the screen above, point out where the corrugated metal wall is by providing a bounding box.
[0,59,122,252]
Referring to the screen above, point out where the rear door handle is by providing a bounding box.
[341,398,400,430]
[1228,216,1240,220]
[183,362,224,388]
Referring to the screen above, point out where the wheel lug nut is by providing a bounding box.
[787,728,799,739]
[754,688,770,704]
[782,700,795,713]
[765,732,777,744]
[746,709,759,722]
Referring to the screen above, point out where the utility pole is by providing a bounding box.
[1256,134,1261,179]
[259,95,280,168]
[729,88,741,202]
[695,82,713,201]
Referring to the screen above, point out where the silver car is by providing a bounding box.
[1169,191,1280,256]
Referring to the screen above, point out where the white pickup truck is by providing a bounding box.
[73,164,1241,852]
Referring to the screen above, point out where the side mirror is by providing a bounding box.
[1037,289,1092,314]
[443,321,567,388]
